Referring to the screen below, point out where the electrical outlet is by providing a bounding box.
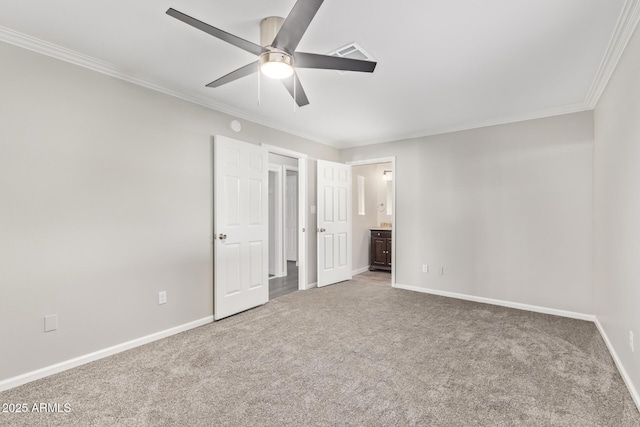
[158,291,167,305]
[44,314,58,332]
[422,264,429,273]
[630,331,635,352]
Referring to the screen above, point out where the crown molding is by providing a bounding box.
[335,102,592,149]
[585,0,640,108]
[0,25,331,147]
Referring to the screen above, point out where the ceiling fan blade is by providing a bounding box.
[295,52,377,72]
[167,8,265,56]
[271,0,324,53]
[206,61,259,88]
[282,72,310,107]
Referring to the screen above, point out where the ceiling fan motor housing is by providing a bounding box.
[260,16,285,47]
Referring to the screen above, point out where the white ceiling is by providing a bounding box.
[0,0,635,148]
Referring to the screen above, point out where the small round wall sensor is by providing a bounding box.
[230,120,242,133]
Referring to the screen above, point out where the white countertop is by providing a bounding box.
[370,227,392,231]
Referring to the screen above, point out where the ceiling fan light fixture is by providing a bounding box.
[260,51,294,80]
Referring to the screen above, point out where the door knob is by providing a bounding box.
[317,228,326,232]
[219,233,227,240]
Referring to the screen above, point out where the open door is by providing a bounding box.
[214,136,268,320]
[317,160,352,287]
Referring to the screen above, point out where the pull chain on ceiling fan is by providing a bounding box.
[166,0,377,107]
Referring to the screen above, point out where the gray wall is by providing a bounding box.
[0,41,338,382]
[268,153,298,167]
[341,111,594,314]
[594,24,640,402]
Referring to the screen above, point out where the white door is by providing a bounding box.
[285,173,298,261]
[214,136,268,320]
[317,160,352,287]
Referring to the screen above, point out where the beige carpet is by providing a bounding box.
[1,271,639,426]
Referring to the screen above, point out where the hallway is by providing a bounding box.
[269,261,298,300]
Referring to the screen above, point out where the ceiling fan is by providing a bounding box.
[166,0,377,107]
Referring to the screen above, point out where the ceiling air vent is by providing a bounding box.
[328,42,374,74]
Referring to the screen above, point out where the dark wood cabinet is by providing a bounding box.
[370,229,392,271]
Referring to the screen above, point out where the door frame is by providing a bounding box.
[346,157,396,287]
[263,144,308,291]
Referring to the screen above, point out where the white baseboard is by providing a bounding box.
[393,283,595,321]
[594,317,640,412]
[305,282,318,290]
[0,316,214,392]
[352,266,370,276]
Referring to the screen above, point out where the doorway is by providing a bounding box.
[265,145,308,298]
[347,157,396,286]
